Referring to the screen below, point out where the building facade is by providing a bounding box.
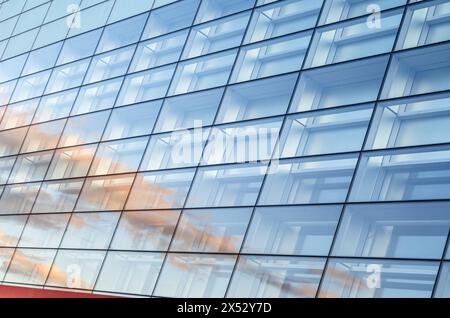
[0,0,450,298]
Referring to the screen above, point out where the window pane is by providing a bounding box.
[60,212,120,249]
[108,0,153,23]
[45,58,90,94]
[202,118,282,165]
[126,169,195,210]
[382,42,450,99]
[182,12,250,59]
[186,163,267,208]
[111,210,180,251]
[0,215,27,246]
[245,0,323,43]
[227,256,326,298]
[0,157,15,184]
[170,208,253,253]
[10,71,50,103]
[22,42,62,76]
[141,128,209,170]
[21,119,65,153]
[366,93,450,150]
[102,101,162,140]
[96,14,147,54]
[32,179,84,213]
[318,258,439,298]
[89,137,148,175]
[33,88,78,123]
[95,251,164,295]
[289,56,389,113]
[130,30,188,72]
[75,174,134,211]
[216,74,297,124]
[46,250,105,290]
[332,202,450,259]
[195,0,254,24]
[85,46,134,84]
[18,214,69,248]
[0,98,40,130]
[46,145,97,180]
[0,248,15,281]
[306,10,402,68]
[319,0,406,25]
[397,0,450,50]
[259,154,358,205]
[0,183,40,214]
[154,88,224,133]
[0,127,27,157]
[142,0,200,39]
[68,1,114,37]
[231,32,312,83]
[57,29,102,65]
[59,111,110,147]
[5,249,56,285]
[280,104,373,157]
[154,253,236,298]
[0,54,27,82]
[434,262,450,298]
[0,80,17,106]
[117,64,176,106]
[9,150,53,183]
[349,145,450,202]
[243,205,342,256]
[169,49,237,95]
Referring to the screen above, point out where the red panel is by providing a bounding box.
[0,285,121,298]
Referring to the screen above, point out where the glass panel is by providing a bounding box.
[0,157,15,184]
[108,0,153,23]
[280,104,373,157]
[142,0,200,39]
[154,88,224,133]
[18,214,69,248]
[0,215,27,246]
[9,150,53,183]
[46,145,97,180]
[186,163,267,208]
[0,98,40,130]
[153,253,236,298]
[33,88,78,123]
[45,0,82,22]
[366,93,450,150]
[195,0,254,24]
[0,127,27,157]
[111,210,180,251]
[95,251,164,295]
[0,183,40,214]
[0,80,17,106]
[75,174,134,211]
[231,32,312,83]
[117,64,176,106]
[306,10,402,67]
[22,42,62,76]
[0,54,27,82]
[57,29,102,65]
[332,202,450,259]
[21,119,66,153]
[169,49,237,95]
[59,111,110,147]
[202,118,282,165]
[46,250,105,290]
[4,249,56,285]
[318,258,439,298]
[32,179,84,213]
[182,12,250,59]
[227,256,326,298]
[216,74,297,124]
[349,145,450,202]
[170,208,253,253]
[68,1,114,37]
[434,262,450,298]
[130,30,188,72]
[0,248,14,281]
[85,46,134,84]
[382,42,450,99]
[397,0,450,49]
[259,154,358,205]
[96,14,148,53]
[89,137,148,175]
[33,17,67,49]
[60,212,120,249]
[10,71,50,103]
[319,0,407,25]
[243,205,342,256]
[126,169,196,210]
[45,58,90,94]
[102,101,162,140]
[140,128,209,170]
[245,0,323,43]
[289,56,389,113]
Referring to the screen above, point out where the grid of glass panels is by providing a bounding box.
[0,0,450,298]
